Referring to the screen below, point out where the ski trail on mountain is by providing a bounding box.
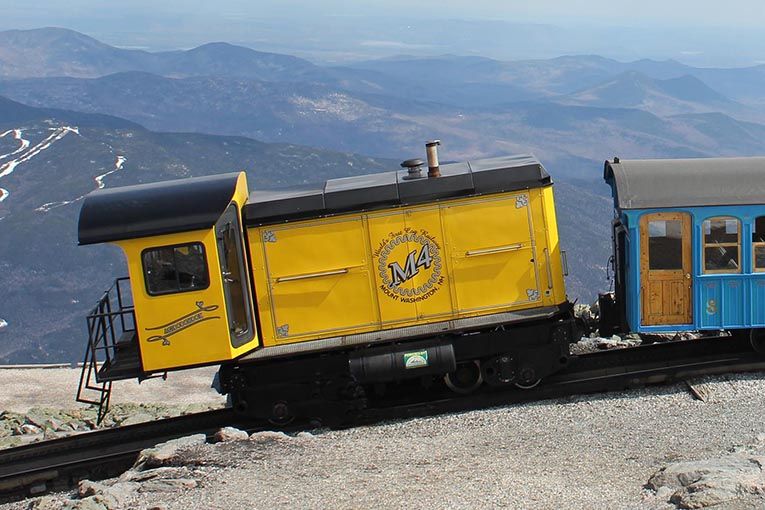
[36,154,127,212]
[0,129,30,161]
[0,126,79,207]
[0,126,78,178]
[95,155,126,189]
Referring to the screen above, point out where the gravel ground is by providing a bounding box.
[0,366,222,413]
[157,373,765,509]
[3,369,765,509]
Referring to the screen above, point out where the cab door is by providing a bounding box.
[216,204,255,347]
[640,212,692,326]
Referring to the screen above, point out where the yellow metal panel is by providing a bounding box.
[118,229,233,372]
[368,211,418,324]
[404,207,453,320]
[540,186,567,304]
[262,217,377,340]
[247,184,567,348]
[443,193,540,312]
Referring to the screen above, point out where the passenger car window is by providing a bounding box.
[142,243,210,295]
[703,217,741,273]
[648,219,683,270]
[753,216,765,272]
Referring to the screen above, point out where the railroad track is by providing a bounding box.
[2,335,763,502]
[0,408,256,503]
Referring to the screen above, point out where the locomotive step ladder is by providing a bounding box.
[76,277,141,423]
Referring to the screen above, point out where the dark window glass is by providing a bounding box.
[704,218,738,244]
[705,246,739,271]
[755,246,765,271]
[703,217,740,274]
[754,217,765,271]
[142,243,209,296]
[648,220,682,270]
[753,217,765,243]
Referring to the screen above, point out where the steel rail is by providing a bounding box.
[0,408,253,502]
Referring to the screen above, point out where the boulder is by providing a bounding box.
[20,424,42,435]
[132,434,206,470]
[212,426,249,443]
[249,430,291,443]
[647,454,765,508]
[77,479,138,508]
[28,496,64,510]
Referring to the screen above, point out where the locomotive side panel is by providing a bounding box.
[247,186,567,348]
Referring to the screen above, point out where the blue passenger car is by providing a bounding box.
[601,157,765,346]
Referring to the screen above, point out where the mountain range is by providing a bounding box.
[0,27,764,362]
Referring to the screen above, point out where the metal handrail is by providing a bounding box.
[76,277,135,423]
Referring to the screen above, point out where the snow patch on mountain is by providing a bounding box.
[0,126,79,207]
[0,129,30,160]
[95,155,126,189]
[37,154,127,212]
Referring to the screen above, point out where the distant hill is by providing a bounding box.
[0,96,394,363]
[0,95,614,363]
[559,71,735,114]
[0,27,318,80]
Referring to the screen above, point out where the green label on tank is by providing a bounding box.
[403,350,429,369]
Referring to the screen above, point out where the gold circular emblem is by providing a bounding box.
[377,230,442,299]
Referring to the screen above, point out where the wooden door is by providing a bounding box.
[640,212,692,325]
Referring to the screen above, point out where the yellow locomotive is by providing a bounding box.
[77,142,576,423]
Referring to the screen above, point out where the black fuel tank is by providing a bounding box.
[349,342,456,384]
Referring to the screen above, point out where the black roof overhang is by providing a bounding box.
[78,172,241,245]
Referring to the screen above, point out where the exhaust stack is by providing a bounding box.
[425,140,441,178]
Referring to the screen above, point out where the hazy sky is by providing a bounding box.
[2,0,764,28]
[1,0,764,65]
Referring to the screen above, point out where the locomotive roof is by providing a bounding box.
[604,156,765,210]
[244,154,550,226]
[78,172,241,245]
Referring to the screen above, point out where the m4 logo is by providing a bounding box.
[389,244,432,287]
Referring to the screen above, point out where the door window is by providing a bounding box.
[703,217,741,273]
[216,205,253,347]
[647,220,683,270]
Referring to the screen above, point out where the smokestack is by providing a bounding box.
[425,140,441,178]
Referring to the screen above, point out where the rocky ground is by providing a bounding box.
[0,366,223,448]
[2,366,765,509]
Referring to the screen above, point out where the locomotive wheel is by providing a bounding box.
[268,401,295,426]
[514,378,541,390]
[751,329,765,356]
[514,366,541,389]
[444,360,483,394]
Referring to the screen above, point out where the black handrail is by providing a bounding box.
[76,277,135,423]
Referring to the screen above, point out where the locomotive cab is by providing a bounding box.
[77,172,258,395]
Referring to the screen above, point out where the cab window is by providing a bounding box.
[753,216,765,272]
[142,243,210,295]
[702,217,741,273]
